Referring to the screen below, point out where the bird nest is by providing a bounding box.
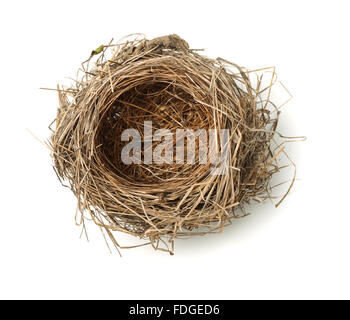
[50,34,294,254]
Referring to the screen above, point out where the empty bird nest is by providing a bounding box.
[49,34,297,255]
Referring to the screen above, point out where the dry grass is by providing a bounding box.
[49,34,296,255]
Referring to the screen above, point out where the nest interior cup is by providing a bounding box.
[51,34,291,254]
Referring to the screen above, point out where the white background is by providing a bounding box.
[0,0,349,300]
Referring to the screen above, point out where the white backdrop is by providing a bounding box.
[0,0,349,299]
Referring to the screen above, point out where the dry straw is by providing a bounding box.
[49,34,296,255]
